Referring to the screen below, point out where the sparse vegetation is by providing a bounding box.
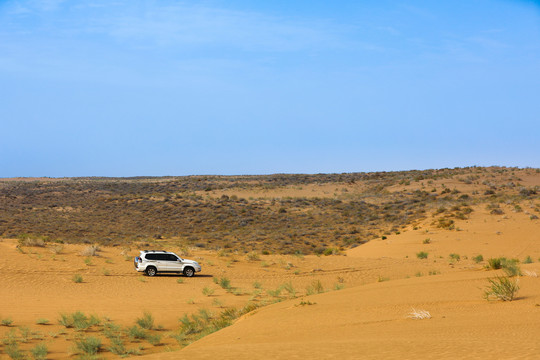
[30,343,48,360]
[246,251,260,261]
[473,254,484,263]
[416,251,428,259]
[502,259,521,277]
[296,300,316,306]
[5,343,24,360]
[17,234,46,247]
[136,311,154,330]
[74,336,102,355]
[35,318,49,325]
[58,311,100,331]
[72,274,83,283]
[449,253,460,261]
[306,280,324,295]
[218,277,231,290]
[202,287,215,296]
[1,317,13,326]
[484,276,519,301]
[487,258,502,270]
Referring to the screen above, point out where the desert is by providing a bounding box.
[1,167,540,359]
[2,0,539,358]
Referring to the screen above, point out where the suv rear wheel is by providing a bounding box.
[183,267,195,277]
[146,266,157,276]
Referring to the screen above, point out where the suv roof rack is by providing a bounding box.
[142,250,167,253]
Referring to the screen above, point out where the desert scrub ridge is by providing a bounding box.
[1,167,538,254]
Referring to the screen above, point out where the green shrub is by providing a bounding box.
[523,255,533,264]
[416,251,428,259]
[1,317,13,326]
[107,338,127,355]
[502,259,521,277]
[202,287,215,296]
[449,253,460,261]
[127,325,146,340]
[487,258,502,270]
[103,322,122,339]
[436,218,455,230]
[423,238,431,244]
[306,280,324,295]
[19,326,31,342]
[333,283,345,290]
[136,311,154,330]
[75,336,102,355]
[35,318,49,325]
[58,313,74,328]
[279,282,296,297]
[323,247,340,256]
[266,287,282,298]
[218,277,231,290]
[71,311,91,331]
[484,276,519,301]
[473,255,484,263]
[30,343,48,360]
[145,333,162,346]
[72,274,83,283]
[5,343,24,360]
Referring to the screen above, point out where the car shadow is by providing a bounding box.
[154,274,214,278]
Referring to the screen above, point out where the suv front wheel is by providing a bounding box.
[183,267,195,277]
[146,266,157,277]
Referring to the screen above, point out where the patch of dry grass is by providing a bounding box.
[408,309,432,320]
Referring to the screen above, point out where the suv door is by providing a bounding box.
[165,254,182,272]
[146,253,167,271]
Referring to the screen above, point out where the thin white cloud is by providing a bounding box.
[86,2,354,53]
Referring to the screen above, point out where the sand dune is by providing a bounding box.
[140,207,540,359]
[1,169,540,359]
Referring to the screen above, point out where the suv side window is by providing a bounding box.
[146,254,157,260]
[166,254,179,262]
[155,254,168,261]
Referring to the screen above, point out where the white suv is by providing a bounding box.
[134,250,202,277]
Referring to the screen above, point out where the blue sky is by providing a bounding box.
[1,0,539,177]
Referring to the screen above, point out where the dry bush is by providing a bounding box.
[408,309,432,320]
[522,269,537,277]
[80,245,100,257]
[49,244,64,254]
[18,237,46,247]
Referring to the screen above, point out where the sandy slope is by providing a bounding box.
[145,272,540,359]
[140,208,540,359]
